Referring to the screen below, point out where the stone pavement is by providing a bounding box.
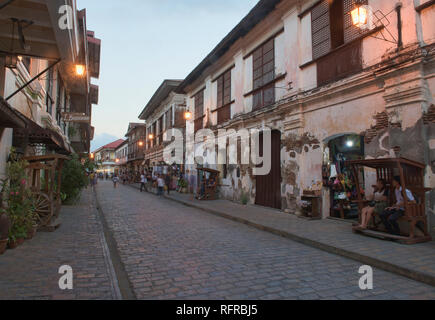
[107,181,435,300]
[0,189,120,300]
[128,182,435,287]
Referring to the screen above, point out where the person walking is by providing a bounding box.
[113,174,120,188]
[89,172,95,188]
[157,174,165,196]
[165,173,171,195]
[140,172,148,192]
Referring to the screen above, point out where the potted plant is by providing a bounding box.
[240,192,249,205]
[0,209,9,254]
[2,149,35,249]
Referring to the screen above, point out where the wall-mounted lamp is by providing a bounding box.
[148,134,154,140]
[75,64,86,76]
[138,141,144,147]
[351,1,368,28]
[184,111,192,121]
[351,2,403,49]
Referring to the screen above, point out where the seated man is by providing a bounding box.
[379,176,415,236]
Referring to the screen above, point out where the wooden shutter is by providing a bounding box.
[166,108,172,130]
[223,70,231,105]
[217,76,223,108]
[194,90,204,118]
[194,90,204,132]
[312,0,331,60]
[217,70,232,124]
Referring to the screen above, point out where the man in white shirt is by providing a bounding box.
[140,172,147,192]
[157,175,165,196]
[380,176,415,235]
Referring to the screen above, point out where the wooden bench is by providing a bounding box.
[347,158,432,245]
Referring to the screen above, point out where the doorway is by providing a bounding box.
[325,134,364,220]
[255,130,282,210]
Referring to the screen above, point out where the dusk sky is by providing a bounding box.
[79,0,258,151]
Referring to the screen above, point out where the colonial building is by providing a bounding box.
[0,1,101,179]
[125,123,146,173]
[114,139,128,175]
[94,139,125,176]
[139,80,186,169]
[178,0,435,235]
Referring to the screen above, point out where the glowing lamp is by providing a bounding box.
[138,141,144,147]
[184,111,192,121]
[148,134,154,140]
[346,140,354,148]
[90,153,95,159]
[75,64,86,76]
[351,4,368,28]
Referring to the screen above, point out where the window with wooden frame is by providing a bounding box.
[216,69,232,124]
[165,108,172,131]
[194,90,204,133]
[252,38,275,111]
[311,0,366,86]
[158,116,164,145]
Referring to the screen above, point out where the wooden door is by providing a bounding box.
[255,130,282,209]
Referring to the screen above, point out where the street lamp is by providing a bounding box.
[148,134,154,140]
[138,141,144,147]
[90,153,95,160]
[75,64,86,76]
[351,1,368,28]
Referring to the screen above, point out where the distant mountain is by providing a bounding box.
[91,133,121,152]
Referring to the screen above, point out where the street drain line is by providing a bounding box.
[93,188,137,300]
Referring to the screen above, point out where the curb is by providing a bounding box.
[93,187,137,300]
[163,194,435,288]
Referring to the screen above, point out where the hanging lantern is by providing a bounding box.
[351,3,368,28]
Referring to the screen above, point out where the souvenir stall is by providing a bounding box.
[322,134,365,220]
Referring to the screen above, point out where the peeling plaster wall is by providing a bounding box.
[181,0,435,235]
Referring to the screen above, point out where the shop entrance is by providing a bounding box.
[323,134,364,220]
[255,130,282,210]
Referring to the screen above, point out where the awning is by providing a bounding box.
[0,97,27,128]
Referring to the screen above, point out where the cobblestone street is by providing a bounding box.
[1,180,434,300]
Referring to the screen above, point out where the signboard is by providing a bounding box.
[62,112,90,123]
